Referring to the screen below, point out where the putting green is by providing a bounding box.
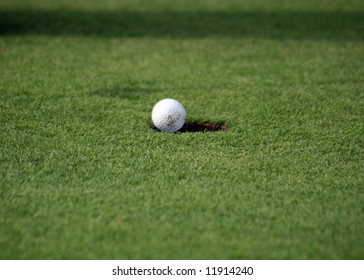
[0,0,363,259]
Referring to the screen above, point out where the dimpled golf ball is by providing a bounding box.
[152,99,186,132]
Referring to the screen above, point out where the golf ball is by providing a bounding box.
[152,99,186,132]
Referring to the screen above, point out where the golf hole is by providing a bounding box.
[152,121,228,133]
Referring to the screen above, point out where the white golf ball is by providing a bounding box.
[152,99,186,132]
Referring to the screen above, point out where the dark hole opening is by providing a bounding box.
[152,121,228,133]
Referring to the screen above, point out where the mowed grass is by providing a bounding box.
[0,0,363,259]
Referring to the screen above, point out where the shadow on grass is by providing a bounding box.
[92,86,158,99]
[152,121,228,133]
[0,9,363,40]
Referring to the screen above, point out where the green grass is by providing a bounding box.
[1,0,363,259]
